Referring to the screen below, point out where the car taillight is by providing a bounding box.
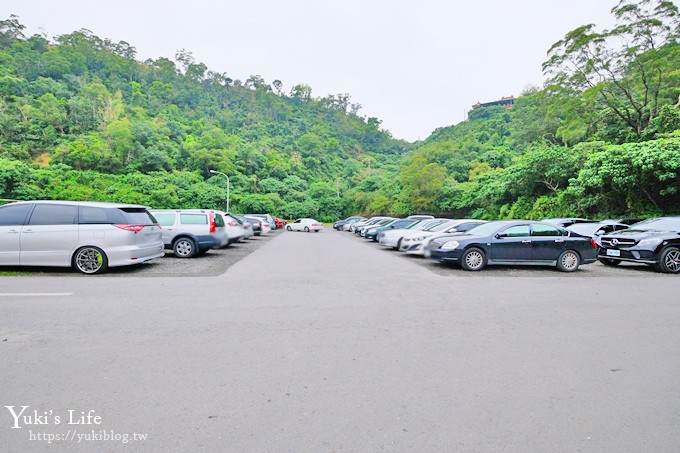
[253,222,260,227]
[209,212,216,233]
[311,223,317,227]
[590,238,597,249]
[114,224,145,233]
[228,221,238,227]
[263,223,269,227]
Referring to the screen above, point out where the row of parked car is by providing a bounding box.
[0,200,286,274]
[333,215,680,273]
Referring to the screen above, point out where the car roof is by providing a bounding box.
[6,200,149,209]
[150,209,214,213]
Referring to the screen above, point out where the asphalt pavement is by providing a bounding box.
[1,230,679,452]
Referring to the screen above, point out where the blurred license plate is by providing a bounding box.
[606,249,621,257]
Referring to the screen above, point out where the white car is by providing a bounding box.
[245,215,271,235]
[350,216,391,232]
[216,212,246,245]
[401,219,487,255]
[0,200,164,274]
[235,215,254,239]
[286,218,323,232]
[378,219,450,249]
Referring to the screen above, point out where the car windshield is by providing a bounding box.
[418,219,446,230]
[628,217,680,231]
[391,220,415,228]
[567,223,601,236]
[465,222,512,237]
[429,221,456,232]
[407,220,430,229]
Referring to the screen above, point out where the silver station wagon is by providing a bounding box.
[149,209,227,258]
[0,200,164,274]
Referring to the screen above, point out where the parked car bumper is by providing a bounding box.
[108,242,165,268]
[378,235,400,247]
[598,248,657,264]
[428,248,461,263]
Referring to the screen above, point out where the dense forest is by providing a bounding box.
[1,0,679,221]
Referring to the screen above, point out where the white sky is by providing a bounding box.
[1,1,619,141]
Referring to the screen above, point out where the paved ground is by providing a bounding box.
[1,230,679,452]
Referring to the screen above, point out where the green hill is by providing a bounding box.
[2,0,679,221]
[0,15,406,221]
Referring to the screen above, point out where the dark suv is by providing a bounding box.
[598,217,680,273]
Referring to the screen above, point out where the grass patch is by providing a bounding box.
[0,271,32,276]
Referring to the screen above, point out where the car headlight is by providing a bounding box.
[441,240,460,250]
[412,236,425,242]
[638,238,663,247]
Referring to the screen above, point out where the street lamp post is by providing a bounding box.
[209,169,230,213]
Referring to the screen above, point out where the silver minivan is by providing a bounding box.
[150,209,227,258]
[0,200,164,274]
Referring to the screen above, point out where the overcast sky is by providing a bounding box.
[1,1,619,141]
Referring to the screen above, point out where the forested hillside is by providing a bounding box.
[0,15,405,221]
[1,0,679,221]
[350,0,680,219]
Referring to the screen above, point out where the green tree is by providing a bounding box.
[543,0,680,137]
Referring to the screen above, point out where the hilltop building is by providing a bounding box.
[471,96,516,110]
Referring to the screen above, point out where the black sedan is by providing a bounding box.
[598,217,680,273]
[426,220,598,272]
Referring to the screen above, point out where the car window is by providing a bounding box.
[531,224,562,237]
[628,218,680,231]
[153,213,176,226]
[81,206,120,224]
[180,214,207,225]
[501,225,530,237]
[0,203,33,226]
[28,204,78,225]
[214,213,225,227]
[120,208,156,225]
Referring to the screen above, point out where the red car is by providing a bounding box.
[273,217,285,228]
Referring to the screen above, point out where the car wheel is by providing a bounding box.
[599,257,621,266]
[73,246,109,274]
[461,247,486,271]
[656,246,680,273]
[557,250,580,272]
[173,237,197,258]
[304,226,310,232]
[286,225,292,231]
[395,238,402,250]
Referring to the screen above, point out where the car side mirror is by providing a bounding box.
[595,230,605,236]
[495,233,504,239]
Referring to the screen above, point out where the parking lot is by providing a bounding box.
[1,228,679,451]
[0,230,282,277]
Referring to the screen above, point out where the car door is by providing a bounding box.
[530,224,567,262]
[153,213,178,245]
[0,203,33,265]
[292,219,302,231]
[20,203,80,266]
[490,224,532,261]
